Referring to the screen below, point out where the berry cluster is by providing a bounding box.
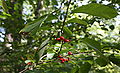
[55,36,70,42]
[58,51,73,63]
[58,55,70,63]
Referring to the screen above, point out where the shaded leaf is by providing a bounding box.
[109,25,115,30]
[45,0,50,6]
[72,3,118,19]
[109,54,120,66]
[95,57,108,67]
[52,0,58,6]
[79,62,91,73]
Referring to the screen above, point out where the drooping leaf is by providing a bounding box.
[20,15,48,34]
[82,38,110,63]
[63,26,73,37]
[72,3,118,19]
[67,18,88,25]
[95,57,108,67]
[38,38,50,60]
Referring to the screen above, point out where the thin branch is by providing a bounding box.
[61,0,72,33]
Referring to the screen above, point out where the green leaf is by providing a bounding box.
[45,0,50,6]
[79,62,91,73]
[72,3,118,19]
[82,38,110,63]
[67,18,88,25]
[0,15,7,19]
[109,54,120,66]
[63,26,73,37]
[20,15,48,34]
[95,57,108,67]
[45,15,57,21]
[52,0,58,5]
[38,38,50,60]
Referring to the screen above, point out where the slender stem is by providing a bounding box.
[58,41,64,55]
[61,0,72,33]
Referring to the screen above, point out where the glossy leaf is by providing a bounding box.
[67,18,88,25]
[72,3,118,19]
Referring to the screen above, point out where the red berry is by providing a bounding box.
[64,59,69,61]
[55,38,61,41]
[60,36,65,40]
[58,55,62,58]
[27,62,32,65]
[61,60,65,63]
[64,39,70,42]
[59,58,64,61]
[68,51,73,55]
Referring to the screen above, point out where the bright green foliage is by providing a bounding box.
[72,3,118,19]
[0,0,120,73]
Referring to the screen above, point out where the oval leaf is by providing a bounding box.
[72,3,118,19]
[67,18,88,25]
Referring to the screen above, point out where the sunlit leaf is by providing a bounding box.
[72,3,118,19]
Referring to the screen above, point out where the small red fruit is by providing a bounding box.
[59,58,64,61]
[61,60,65,63]
[68,51,73,55]
[58,55,62,58]
[60,36,65,40]
[64,39,70,42]
[27,62,32,65]
[55,38,61,41]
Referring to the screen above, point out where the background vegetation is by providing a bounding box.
[0,0,120,73]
